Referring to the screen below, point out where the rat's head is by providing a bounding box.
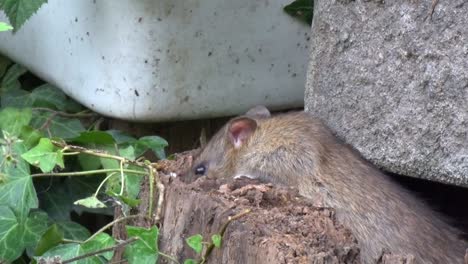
[185,106,271,182]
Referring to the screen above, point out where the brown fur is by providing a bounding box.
[186,109,467,263]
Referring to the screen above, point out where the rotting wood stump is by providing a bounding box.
[112,152,418,264]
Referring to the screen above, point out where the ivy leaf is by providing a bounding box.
[56,221,90,241]
[124,165,145,200]
[0,140,37,219]
[0,0,48,31]
[0,64,27,90]
[20,125,42,148]
[21,138,64,173]
[72,131,116,145]
[186,234,203,254]
[119,145,135,160]
[284,0,314,25]
[81,233,115,260]
[29,84,68,110]
[22,210,49,249]
[74,196,106,209]
[184,259,197,264]
[0,88,33,108]
[0,207,48,262]
[31,112,85,139]
[0,22,13,31]
[106,130,137,144]
[135,136,168,159]
[34,224,63,256]
[124,226,159,264]
[38,233,115,264]
[0,206,24,261]
[78,153,102,171]
[211,234,222,248]
[37,180,73,220]
[28,84,83,112]
[0,107,32,136]
[36,243,79,262]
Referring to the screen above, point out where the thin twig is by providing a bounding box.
[33,107,96,118]
[84,215,143,243]
[200,209,251,264]
[62,237,138,264]
[31,169,147,178]
[148,166,155,218]
[155,179,165,222]
[61,238,84,244]
[425,0,439,21]
[159,251,180,264]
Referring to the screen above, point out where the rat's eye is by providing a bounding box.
[194,163,207,176]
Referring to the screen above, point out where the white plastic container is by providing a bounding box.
[0,0,310,121]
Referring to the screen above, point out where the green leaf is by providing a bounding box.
[72,131,116,145]
[30,112,85,139]
[186,234,203,254]
[81,233,115,260]
[106,130,137,144]
[78,153,102,171]
[22,210,49,249]
[34,224,64,256]
[21,138,64,172]
[124,165,145,199]
[39,233,115,264]
[135,136,168,159]
[37,243,79,262]
[0,88,32,108]
[0,107,32,136]
[284,0,314,25]
[119,145,136,161]
[0,0,48,31]
[74,196,106,209]
[0,64,27,89]
[29,84,68,110]
[0,22,13,31]
[19,125,42,148]
[37,180,73,220]
[56,221,90,241]
[0,140,37,219]
[124,226,159,264]
[0,166,37,219]
[211,234,222,248]
[0,208,47,261]
[184,259,197,264]
[0,206,23,261]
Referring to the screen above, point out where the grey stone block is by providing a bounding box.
[305,0,468,186]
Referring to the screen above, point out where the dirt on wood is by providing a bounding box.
[113,151,417,264]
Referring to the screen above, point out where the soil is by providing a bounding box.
[112,151,418,264]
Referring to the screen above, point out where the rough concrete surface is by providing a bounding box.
[305,0,468,186]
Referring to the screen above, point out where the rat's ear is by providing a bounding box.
[245,105,271,119]
[228,117,257,149]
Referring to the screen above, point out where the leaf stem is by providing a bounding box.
[61,237,139,264]
[62,152,81,156]
[199,209,251,264]
[159,251,180,264]
[31,169,147,178]
[32,107,96,118]
[84,215,143,243]
[119,160,125,196]
[61,238,84,244]
[94,172,118,197]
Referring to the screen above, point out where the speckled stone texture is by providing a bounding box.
[305,0,468,186]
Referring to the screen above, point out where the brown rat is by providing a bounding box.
[185,106,467,264]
